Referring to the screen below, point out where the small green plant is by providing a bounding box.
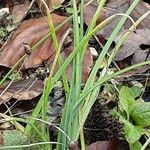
[0,27,7,39]
[112,86,150,150]
[1,0,150,150]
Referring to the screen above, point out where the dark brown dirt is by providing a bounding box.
[84,100,129,149]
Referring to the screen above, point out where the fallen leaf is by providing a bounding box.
[84,0,150,38]
[61,46,93,82]
[36,0,65,15]
[86,141,119,150]
[37,0,64,8]
[0,13,93,82]
[84,0,150,75]
[0,122,12,130]
[82,48,93,81]
[128,0,150,29]
[115,28,150,62]
[47,46,93,82]
[0,78,44,104]
[84,0,128,38]
[10,0,30,24]
[0,14,70,69]
[131,49,150,65]
[84,2,105,26]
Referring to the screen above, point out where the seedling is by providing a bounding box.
[112,86,150,150]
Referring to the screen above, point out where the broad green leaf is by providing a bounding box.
[131,101,150,127]
[129,141,142,150]
[3,130,29,147]
[124,122,144,143]
[112,109,144,143]
[130,86,142,98]
[119,86,135,119]
[1,130,44,150]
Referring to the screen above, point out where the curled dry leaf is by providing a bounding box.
[115,28,150,62]
[0,78,44,104]
[0,14,70,69]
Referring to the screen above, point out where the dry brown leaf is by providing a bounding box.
[36,0,64,8]
[0,14,69,69]
[84,0,150,38]
[132,49,150,65]
[0,78,44,104]
[82,48,93,81]
[84,2,105,25]
[45,45,93,82]
[0,13,93,82]
[36,0,65,14]
[84,0,128,37]
[128,0,150,29]
[59,46,93,82]
[11,0,30,24]
[115,28,150,62]
[86,141,119,150]
[0,122,12,130]
[103,0,150,37]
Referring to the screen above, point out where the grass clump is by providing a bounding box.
[0,0,150,150]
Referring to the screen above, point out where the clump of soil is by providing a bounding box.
[84,100,123,145]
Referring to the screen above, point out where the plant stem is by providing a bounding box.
[141,136,150,150]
